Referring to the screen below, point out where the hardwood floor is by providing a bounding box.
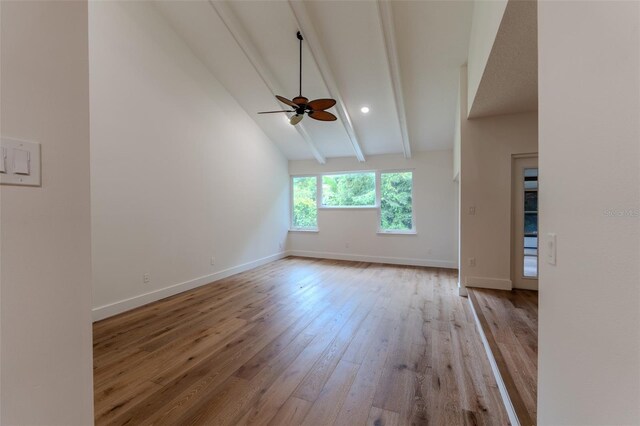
[468,288,538,426]
[94,257,510,425]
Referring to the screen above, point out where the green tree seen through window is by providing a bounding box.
[380,172,413,231]
[292,176,317,228]
[322,173,375,207]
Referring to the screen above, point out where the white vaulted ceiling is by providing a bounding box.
[155,1,473,162]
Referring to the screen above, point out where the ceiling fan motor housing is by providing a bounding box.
[292,96,309,106]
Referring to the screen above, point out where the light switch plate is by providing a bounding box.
[13,149,30,175]
[0,138,41,186]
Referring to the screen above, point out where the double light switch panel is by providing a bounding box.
[0,138,41,186]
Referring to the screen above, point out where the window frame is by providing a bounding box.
[318,170,378,209]
[289,168,416,235]
[377,169,417,235]
[289,174,319,232]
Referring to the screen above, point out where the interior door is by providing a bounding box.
[512,156,538,290]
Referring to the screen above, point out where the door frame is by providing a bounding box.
[511,153,539,290]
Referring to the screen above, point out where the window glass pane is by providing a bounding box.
[380,172,413,231]
[523,167,538,278]
[524,191,537,211]
[321,173,375,207]
[292,176,317,228]
[524,213,538,235]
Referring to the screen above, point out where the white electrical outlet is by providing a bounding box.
[469,206,476,215]
[345,242,350,249]
[468,258,476,267]
[278,242,283,250]
[210,257,215,266]
[143,273,150,283]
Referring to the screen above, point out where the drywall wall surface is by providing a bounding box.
[458,66,538,290]
[0,1,94,423]
[538,1,640,423]
[288,151,458,268]
[90,2,289,319]
[467,0,507,115]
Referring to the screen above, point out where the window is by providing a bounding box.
[523,167,538,277]
[380,171,414,232]
[291,176,318,230]
[290,169,415,234]
[321,172,375,207]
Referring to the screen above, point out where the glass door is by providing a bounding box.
[513,156,538,290]
[523,168,538,278]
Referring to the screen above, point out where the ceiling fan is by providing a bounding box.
[258,31,337,126]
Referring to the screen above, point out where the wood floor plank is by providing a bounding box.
[292,278,378,402]
[170,332,316,425]
[95,316,247,390]
[300,359,359,425]
[333,312,396,425]
[108,296,324,425]
[469,287,537,425]
[94,379,162,424]
[366,406,401,426]
[267,397,312,426]
[94,258,509,425]
[235,291,379,425]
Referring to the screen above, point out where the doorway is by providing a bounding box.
[512,155,538,290]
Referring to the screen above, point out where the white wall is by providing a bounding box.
[538,2,640,423]
[466,0,507,115]
[458,66,538,291]
[90,2,290,320]
[0,1,94,424]
[288,152,458,268]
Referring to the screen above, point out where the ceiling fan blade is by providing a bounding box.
[258,110,294,114]
[276,95,298,108]
[308,110,337,122]
[307,98,336,111]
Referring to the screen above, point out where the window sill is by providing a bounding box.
[319,206,378,210]
[289,229,319,233]
[376,230,417,236]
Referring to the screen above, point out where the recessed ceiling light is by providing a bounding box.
[361,106,370,114]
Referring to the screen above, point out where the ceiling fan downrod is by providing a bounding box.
[297,31,303,99]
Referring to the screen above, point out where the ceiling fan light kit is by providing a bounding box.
[290,114,304,125]
[257,31,337,125]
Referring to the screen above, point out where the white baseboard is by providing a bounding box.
[92,251,288,322]
[513,281,538,291]
[465,276,512,290]
[287,250,457,269]
[458,280,468,297]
